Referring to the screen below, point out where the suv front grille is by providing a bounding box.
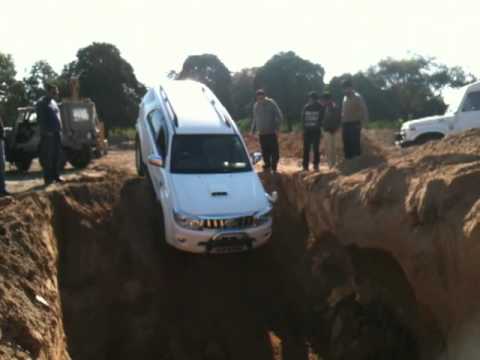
[202,216,254,230]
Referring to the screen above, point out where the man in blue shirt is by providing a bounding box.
[36,84,63,185]
[0,115,10,197]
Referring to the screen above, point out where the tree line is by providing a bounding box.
[0,43,476,132]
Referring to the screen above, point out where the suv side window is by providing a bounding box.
[462,91,480,112]
[157,127,167,158]
[147,109,169,158]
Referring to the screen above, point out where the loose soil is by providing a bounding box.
[1,129,479,359]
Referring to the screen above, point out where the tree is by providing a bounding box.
[62,42,145,130]
[231,68,257,119]
[328,56,477,123]
[0,52,27,124]
[178,54,233,112]
[23,60,58,103]
[329,72,396,122]
[254,51,325,130]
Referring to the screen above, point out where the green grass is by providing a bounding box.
[110,127,136,141]
[365,119,403,130]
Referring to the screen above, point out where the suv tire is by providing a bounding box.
[135,134,145,176]
[14,158,33,172]
[68,147,92,169]
[414,133,444,146]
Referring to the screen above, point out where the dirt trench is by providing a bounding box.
[0,165,427,360]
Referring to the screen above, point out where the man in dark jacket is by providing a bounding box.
[0,115,10,197]
[36,84,63,185]
[302,91,324,171]
[251,89,283,173]
[341,79,369,159]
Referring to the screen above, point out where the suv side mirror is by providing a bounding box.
[148,154,164,167]
[266,191,278,204]
[251,152,262,165]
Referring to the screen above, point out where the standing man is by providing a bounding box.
[321,92,341,168]
[36,84,63,185]
[301,91,324,171]
[251,89,283,173]
[0,115,10,197]
[341,79,369,159]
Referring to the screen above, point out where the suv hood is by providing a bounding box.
[170,172,269,216]
[402,114,454,129]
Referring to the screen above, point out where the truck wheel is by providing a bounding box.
[68,148,92,169]
[14,158,33,172]
[135,134,145,176]
[414,133,444,146]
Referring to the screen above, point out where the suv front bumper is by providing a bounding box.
[394,131,415,148]
[167,220,273,254]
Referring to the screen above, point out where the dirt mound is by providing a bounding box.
[244,130,391,175]
[2,129,479,359]
[262,129,480,359]
[0,168,320,359]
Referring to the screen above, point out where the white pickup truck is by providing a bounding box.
[395,81,480,147]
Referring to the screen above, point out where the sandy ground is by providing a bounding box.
[4,147,136,195]
[4,128,397,195]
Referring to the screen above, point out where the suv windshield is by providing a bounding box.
[171,134,252,174]
[443,86,466,114]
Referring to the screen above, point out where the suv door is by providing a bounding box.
[145,109,169,192]
[457,91,480,131]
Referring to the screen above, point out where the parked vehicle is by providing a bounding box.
[4,80,108,171]
[135,80,276,254]
[4,107,41,171]
[395,81,480,147]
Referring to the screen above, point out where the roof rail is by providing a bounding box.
[159,86,179,127]
[201,87,231,128]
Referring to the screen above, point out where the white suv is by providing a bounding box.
[135,80,276,254]
[396,81,480,147]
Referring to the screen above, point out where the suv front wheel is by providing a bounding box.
[67,147,92,169]
[135,134,145,176]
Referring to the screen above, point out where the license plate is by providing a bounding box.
[206,234,252,253]
[211,245,247,254]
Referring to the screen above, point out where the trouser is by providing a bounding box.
[259,134,279,171]
[324,131,337,167]
[0,140,5,193]
[303,130,321,169]
[40,132,62,183]
[342,122,362,159]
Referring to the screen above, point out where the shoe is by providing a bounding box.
[54,177,65,183]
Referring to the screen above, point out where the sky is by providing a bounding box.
[0,0,478,86]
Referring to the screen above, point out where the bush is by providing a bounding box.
[366,119,402,130]
[110,127,136,141]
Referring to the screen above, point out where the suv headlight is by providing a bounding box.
[254,206,273,226]
[408,124,416,131]
[173,210,203,230]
